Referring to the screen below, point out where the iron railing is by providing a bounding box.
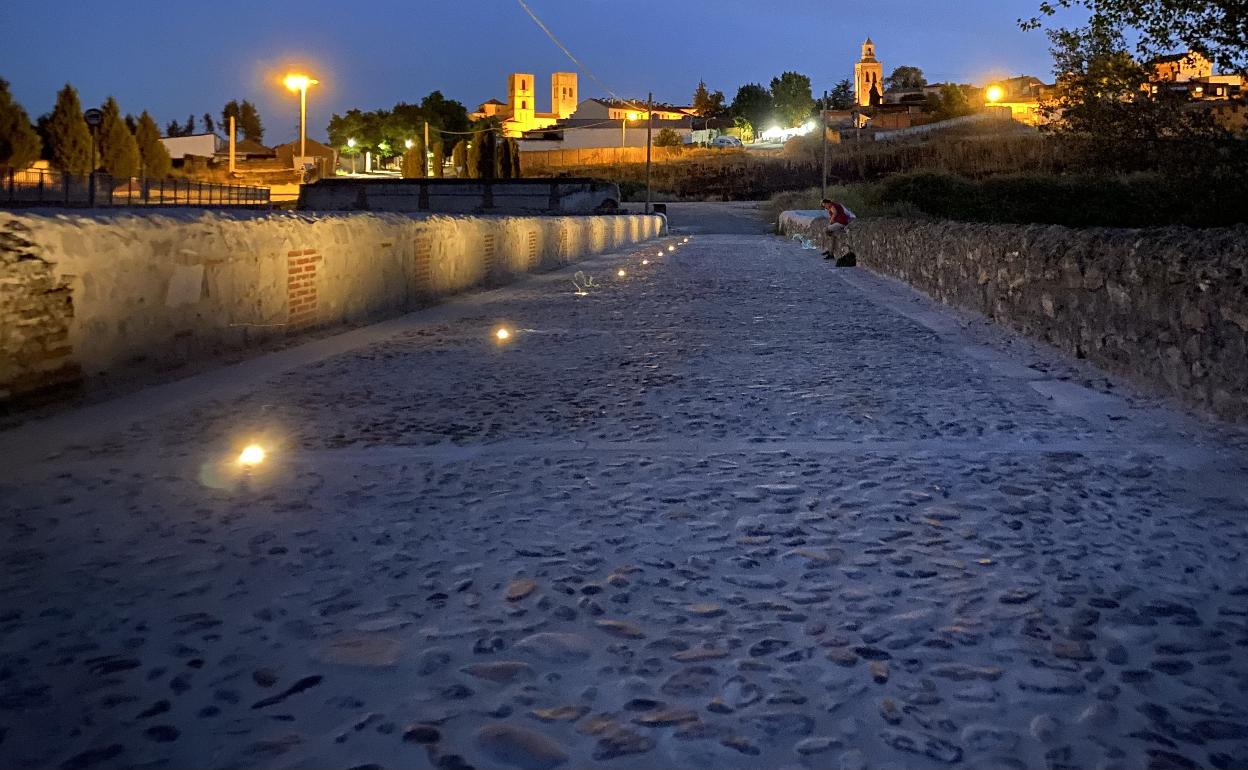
[1,167,270,209]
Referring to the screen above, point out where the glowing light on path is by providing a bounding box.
[495,327,512,341]
[238,444,266,467]
[617,269,627,278]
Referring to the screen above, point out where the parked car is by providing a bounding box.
[711,135,744,148]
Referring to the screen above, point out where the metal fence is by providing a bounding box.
[1,167,270,209]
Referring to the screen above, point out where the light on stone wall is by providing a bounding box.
[495,327,512,342]
[682,238,689,243]
[668,245,676,252]
[238,444,266,467]
[617,269,627,278]
[642,259,650,265]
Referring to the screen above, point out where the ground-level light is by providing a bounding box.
[238,444,266,467]
[617,269,627,278]
[495,327,512,341]
[642,259,650,265]
[668,245,676,252]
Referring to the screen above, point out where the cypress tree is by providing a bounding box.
[0,79,42,170]
[497,137,512,179]
[401,134,425,178]
[239,101,264,142]
[134,111,171,178]
[451,140,466,178]
[465,137,481,179]
[184,114,196,135]
[475,130,496,180]
[431,139,445,178]
[47,84,93,174]
[510,139,521,178]
[98,96,140,178]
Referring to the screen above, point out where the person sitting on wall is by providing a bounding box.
[821,198,857,267]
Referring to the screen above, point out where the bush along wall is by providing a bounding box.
[875,171,1248,229]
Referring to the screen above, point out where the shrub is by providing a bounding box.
[876,170,1248,228]
[653,128,683,148]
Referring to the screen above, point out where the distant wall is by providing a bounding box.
[780,213,1248,420]
[0,210,665,402]
[300,179,620,215]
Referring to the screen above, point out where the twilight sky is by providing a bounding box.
[2,0,1070,144]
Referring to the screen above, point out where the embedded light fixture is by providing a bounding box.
[495,327,512,341]
[238,444,266,467]
[642,259,650,265]
[617,269,627,278]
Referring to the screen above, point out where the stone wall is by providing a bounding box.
[0,210,665,402]
[0,219,79,400]
[781,214,1248,420]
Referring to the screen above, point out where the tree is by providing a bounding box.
[730,83,773,135]
[475,129,497,179]
[124,113,137,133]
[769,72,815,128]
[0,79,42,170]
[829,79,855,110]
[165,119,182,137]
[465,135,481,179]
[654,128,683,147]
[97,96,140,177]
[134,111,171,178]
[202,113,215,133]
[1024,0,1247,72]
[510,139,521,178]
[47,84,93,174]
[885,66,928,91]
[401,132,425,178]
[431,138,446,178]
[1042,16,1221,138]
[236,100,264,141]
[452,140,467,178]
[184,114,196,135]
[929,84,976,121]
[420,91,471,135]
[497,136,513,179]
[692,80,725,116]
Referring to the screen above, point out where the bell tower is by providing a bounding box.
[551,72,578,119]
[508,73,535,126]
[854,38,884,107]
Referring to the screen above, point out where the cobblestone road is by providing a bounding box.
[2,204,1247,770]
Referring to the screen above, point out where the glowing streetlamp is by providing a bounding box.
[985,85,1005,104]
[347,137,358,174]
[283,73,319,164]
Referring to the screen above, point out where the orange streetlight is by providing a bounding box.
[985,84,1005,104]
[283,74,319,164]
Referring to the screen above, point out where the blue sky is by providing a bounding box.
[1,0,1067,143]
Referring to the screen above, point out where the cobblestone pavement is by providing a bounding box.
[2,204,1247,770]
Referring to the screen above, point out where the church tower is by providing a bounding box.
[551,72,578,119]
[854,38,884,107]
[508,73,535,126]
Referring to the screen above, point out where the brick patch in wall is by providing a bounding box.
[286,249,322,331]
[413,238,432,295]
[526,231,539,270]
[482,233,497,278]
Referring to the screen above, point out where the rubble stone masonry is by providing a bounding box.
[845,219,1248,419]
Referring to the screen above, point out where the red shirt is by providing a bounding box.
[824,201,851,226]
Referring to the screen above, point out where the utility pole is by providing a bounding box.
[645,92,653,215]
[228,115,237,174]
[821,90,829,199]
[424,122,431,176]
